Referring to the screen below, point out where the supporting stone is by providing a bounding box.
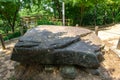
[76,24,79,27]
[117,38,120,49]
[95,26,99,35]
[60,66,78,80]
[0,34,6,50]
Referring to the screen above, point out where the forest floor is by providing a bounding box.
[0,24,120,80]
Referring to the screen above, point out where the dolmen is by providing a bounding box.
[11,25,104,80]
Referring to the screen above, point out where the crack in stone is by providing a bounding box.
[15,42,39,48]
[46,37,80,50]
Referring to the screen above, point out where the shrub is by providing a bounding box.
[4,31,21,41]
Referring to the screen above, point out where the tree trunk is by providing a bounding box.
[94,4,97,26]
[53,0,62,19]
[80,6,85,26]
[11,5,20,33]
[0,34,6,50]
[11,26,15,33]
[112,4,115,24]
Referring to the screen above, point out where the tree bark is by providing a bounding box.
[0,34,6,50]
[80,6,85,26]
[11,5,20,33]
[94,4,97,26]
[53,0,62,19]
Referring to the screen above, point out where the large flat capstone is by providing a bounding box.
[11,25,103,68]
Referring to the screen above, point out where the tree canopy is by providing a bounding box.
[0,0,120,34]
[0,0,41,32]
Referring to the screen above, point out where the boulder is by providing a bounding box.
[11,25,103,68]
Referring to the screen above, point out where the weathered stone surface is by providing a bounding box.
[84,69,100,75]
[11,25,103,68]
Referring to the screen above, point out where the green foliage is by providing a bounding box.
[37,19,54,25]
[0,0,42,33]
[37,17,62,25]
[3,31,21,41]
[0,30,4,34]
[0,0,120,41]
[0,0,20,32]
[65,0,120,26]
[8,76,16,80]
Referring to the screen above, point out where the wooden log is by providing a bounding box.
[117,38,120,49]
[95,26,99,35]
[0,34,6,50]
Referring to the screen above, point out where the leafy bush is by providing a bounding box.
[4,31,21,41]
[0,30,4,34]
[37,17,54,25]
[37,17,62,25]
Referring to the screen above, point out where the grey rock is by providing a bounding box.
[11,25,103,68]
[7,65,14,70]
[45,65,55,72]
[60,66,78,79]
[85,69,100,75]
[4,71,11,79]
[0,68,5,73]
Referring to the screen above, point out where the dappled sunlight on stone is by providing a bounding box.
[1,24,120,79]
[10,25,104,80]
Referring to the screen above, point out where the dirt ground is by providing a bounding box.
[0,25,120,80]
[98,24,120,80]
[99,47,120,80]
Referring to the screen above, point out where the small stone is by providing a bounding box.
[0,68,5,73]
[4,56,10,61]
[60,66,78,79]
[4,60,10,65]
[0,57,5,61]
[1,65,7,68]
[7,65,14,70]
[4,71,11,79]
[45,65,55,72]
